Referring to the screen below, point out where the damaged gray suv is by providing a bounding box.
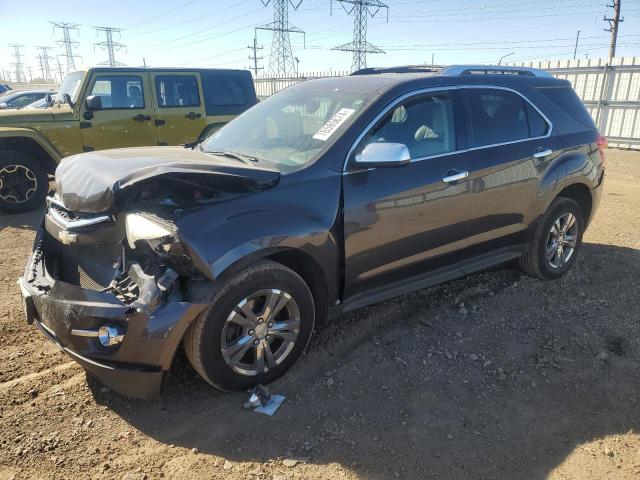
[20,65,605,398]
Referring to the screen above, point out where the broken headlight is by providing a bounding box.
[125,213,173,249]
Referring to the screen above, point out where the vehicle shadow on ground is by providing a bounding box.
[0,209,42,232]
[97,242,640,479]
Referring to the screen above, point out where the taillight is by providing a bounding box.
[597,133,607,166]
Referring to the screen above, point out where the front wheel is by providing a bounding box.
[184,260,315,391]
[519,197,585,280]
[0,150,49,214]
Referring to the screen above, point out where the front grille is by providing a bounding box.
[59,244,120,291]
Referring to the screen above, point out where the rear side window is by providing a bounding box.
[535,86,596,129]
[89,75,145,109]
[465,89,548,147]
[155,75,200,107]
[206,74,247,106]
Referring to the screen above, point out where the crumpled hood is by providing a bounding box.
[55,146,280,213]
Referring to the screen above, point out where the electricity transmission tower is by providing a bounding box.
[51,22,81,74]
[9,44,26,83]
[248,36,264,77]
[331,0,388,72]
[94,26,126,67]
[35,46,55,82]
[604,0,623,60]
[257,0,305,77]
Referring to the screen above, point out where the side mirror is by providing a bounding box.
[85,95,102,111]
[0,102,7,109]
[354,142,411,168]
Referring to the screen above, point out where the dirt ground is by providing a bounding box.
[1,149,639,480]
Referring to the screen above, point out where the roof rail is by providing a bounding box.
[351,65,443,76]
[438,65,553,78]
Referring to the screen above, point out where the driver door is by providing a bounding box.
[342,90,474,298]
[80,72,157,151]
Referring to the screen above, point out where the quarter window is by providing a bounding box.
[362,92,456,159]
[465,89,548,147]
[206,75,247,106]
[88,75,145,109]
[155,75,200,107]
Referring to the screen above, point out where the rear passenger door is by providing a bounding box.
[462,87,552,245]
[151,72,207,145]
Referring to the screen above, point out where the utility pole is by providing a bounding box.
[257,0,305,77]
[248,36,264,77]
[26,65,33,82]
[94,26,126,67]
[35,46,54,82]
[56,57,64,82]
[573,30,580,60]
[331,0,389,72]
[604,0,623,60]
[9,44,26,83]
[51,22,81,74]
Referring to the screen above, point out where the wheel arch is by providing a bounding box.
[214,246,331,327]
[556,182,593,225]
[0,134,59,174]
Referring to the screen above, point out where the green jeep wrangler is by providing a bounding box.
[0,67,257,213]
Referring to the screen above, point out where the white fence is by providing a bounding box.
[253,70,350,99]
[514,56,640,148]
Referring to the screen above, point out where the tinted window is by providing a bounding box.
[155,75,200,107]
[525,102,549,137]
[536,86,596,128]
[363,92,456,159]
[466,89,532,147]
[89,75,144,109]
[207,75,247,106]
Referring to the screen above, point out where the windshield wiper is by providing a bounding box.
[206,151,258,164]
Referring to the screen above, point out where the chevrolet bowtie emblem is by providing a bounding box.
[58,230,78,245]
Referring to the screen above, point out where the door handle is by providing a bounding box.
[533,149,553,159]
[133,114,151,122]
[185,111,202,120]
[442,170,469,183]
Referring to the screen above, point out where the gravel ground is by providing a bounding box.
[0,149,639,480]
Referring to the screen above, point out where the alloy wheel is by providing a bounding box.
[221,289,301,376]
[545,212,579,269]
[0,164,38,204]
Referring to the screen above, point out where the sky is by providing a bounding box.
[0,0,639,82]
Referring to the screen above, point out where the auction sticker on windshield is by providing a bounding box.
[313,108,356,141]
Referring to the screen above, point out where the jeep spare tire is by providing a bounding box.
[0,150,48,214]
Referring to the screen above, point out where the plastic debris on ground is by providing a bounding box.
[243,385,285,416]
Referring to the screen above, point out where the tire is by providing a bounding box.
[0,150,49,214]
[519,197,584,280]
[184,260,315,391]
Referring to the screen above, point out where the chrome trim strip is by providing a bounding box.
[46,195,67,210]
[71,329,99,338]
[47,208,111,230]
[343,85,553,173]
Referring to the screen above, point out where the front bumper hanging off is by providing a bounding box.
[19,226,207,400]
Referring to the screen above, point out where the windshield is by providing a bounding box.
[202,83,371,170]
[58,71,85,103]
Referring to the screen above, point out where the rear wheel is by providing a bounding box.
[0,150,48,214]
[184,260,315,391]
[519,197,584,280]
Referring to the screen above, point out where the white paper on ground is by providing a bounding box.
[254,394,286,416]
[312,108,356,141]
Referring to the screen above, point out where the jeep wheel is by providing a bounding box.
[184,260,315,391]
[0,150,48,214]
[519,197,584,280]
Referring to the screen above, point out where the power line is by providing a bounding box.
[604,0,623,60]
[256,0,305,77]
[126,0,198,30]
[331,0,389,72]
[35,46,55,82]
[94,26,126,67]
[8,44,26,83]
[248,36,264,76]
[51,22,81,74]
